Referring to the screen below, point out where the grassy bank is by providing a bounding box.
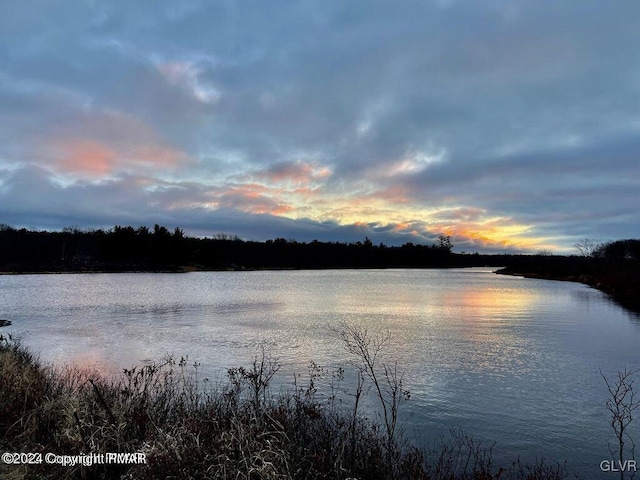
[1,335,573,480]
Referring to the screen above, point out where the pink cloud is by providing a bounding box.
[56,140,116,176]
[253,160,331,185]
[208,183,294,216]
[35,109,194,178]
[366,185,411,204]
[48,138,192,178]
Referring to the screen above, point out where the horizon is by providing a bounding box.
[6,222,636,258]
[1,2,638,254]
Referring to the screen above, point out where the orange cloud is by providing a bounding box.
[50,138,192,178]
[223,183,271,198]
[392,222,411,232]
[251,204,295,215]
[367,185,410,204]
[207,183,295,216]
[433,219,556,252]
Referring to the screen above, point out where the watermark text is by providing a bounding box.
[600,460,637,473]
[2,452,146,466]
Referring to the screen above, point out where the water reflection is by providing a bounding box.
[440,286,539,378]
[447,284,539,318]
[0,268,638,477]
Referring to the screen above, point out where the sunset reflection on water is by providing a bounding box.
[1,268,638,474]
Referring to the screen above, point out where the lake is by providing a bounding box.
[1,268,639,478]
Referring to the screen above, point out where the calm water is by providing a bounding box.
[1,268,639,477]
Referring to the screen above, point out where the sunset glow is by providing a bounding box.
[1,2,638,252]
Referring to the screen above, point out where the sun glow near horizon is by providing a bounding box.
[2,2,637,252]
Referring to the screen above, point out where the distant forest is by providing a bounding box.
[0,223,467,271]
[0,223,638,272]
[1,223,639,311]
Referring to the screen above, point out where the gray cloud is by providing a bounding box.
[1,1,639,252]
[0,165,445,247]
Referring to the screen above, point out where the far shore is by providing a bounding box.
[2,261,639,315]
[494,267,594,283]
[495,266,640,315]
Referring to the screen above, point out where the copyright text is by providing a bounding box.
[2,452,146,466]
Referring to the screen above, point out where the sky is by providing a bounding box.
[1,1,639,253]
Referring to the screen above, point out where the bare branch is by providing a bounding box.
[601,368,640,480]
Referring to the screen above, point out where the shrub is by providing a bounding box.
[0,334,575,479]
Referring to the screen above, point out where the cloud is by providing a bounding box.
[249,160,331,185]
[155,56,220,104]
[1,1,639,252]
[48,139,192,178]
[210,183,295,216]
[55,140,115,176]
[365,149,446,180]
[7,105,197,180]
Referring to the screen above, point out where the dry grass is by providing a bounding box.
[1,334,575,479]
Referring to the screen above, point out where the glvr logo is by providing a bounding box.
[600,460,638,472]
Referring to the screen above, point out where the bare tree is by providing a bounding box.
[335,322,410,476]
[574,238,601,257]
[601,368,640,480]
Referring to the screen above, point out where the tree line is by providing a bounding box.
[1,223,638,311]
[1,223,637,272]
[0,224,462,272]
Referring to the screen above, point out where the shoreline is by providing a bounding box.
[494,267,595,284]
[495,267,640,315]
[0,336,577,480]
[3,263,638,315]
[0,264,490,275]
